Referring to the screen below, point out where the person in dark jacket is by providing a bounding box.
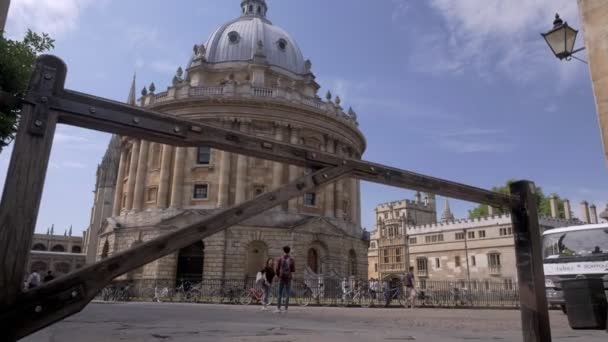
[274,246,295,313]
[260,258,275,310]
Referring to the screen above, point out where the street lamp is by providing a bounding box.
[541,13,586,63]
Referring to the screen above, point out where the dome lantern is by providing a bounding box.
[241,0,268,18]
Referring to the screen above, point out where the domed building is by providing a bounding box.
[84,0,368,288]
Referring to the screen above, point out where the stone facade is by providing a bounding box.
[86,0,368,287]
[577,0,608,165]
[28,230,85,277]
[368,194,581,285]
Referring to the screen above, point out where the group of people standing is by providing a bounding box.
[258,245,295,313]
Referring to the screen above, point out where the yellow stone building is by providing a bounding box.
[368,195,582,288]
[84,0,368,288]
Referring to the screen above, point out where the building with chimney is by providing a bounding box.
[368,194,586,286]
[84,0,368,288]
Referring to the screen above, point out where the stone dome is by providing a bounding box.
[201,0,307,75]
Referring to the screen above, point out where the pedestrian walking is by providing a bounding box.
[274,246,295,313]
[260,258,275,311]
[404,266,416,308]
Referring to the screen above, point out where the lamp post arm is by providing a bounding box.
[572,47,586,55]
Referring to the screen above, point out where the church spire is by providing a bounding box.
[127,73,136,105]
[241,0,268,18]
[441,198,455,223]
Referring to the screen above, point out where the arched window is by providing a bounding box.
[176,241,205,285]
[31,261,48,272]
[101,240,109,259]
[246,241,268,277]
[32,243,47,251]
[348,249,357,276]
[54,262,71,275]
[51,244,65,252]
[307,248,319,273]
[71,246,82,253]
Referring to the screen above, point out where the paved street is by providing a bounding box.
[22,302,607,342]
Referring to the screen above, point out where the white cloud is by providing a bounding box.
[396,0,582,84]
[433,127,514,153]
[5,0,100,38]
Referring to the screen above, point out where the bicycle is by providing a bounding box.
[339,284,372,308]
[240,283,272,305]
[296,281,324,307]
[450,287,473,307]
[210,285,244,304]
[173,280,201,303]
[383,285,405,307]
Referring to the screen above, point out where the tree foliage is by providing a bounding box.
[0,30,54,152]
[468,180,570,219]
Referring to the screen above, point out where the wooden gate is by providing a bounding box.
[0,55,550,342]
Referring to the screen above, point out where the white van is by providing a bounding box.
[543,223,608,312]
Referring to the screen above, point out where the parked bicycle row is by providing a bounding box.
[95,277,521,308]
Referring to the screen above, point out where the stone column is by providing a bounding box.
[356,178,361,225]
[549,195,559,218]
[125,140,141,211]
[350,176,358,224]
[170,147,187,208]
[132,140,150,211]
[288,125,301,212]
[157,145,174,208]
[217,121,233,207]
[271,123,286,190]
[590,204,598,224]
[581,201,591,223]
[335,141,344,219]
[563,199,572,220]
[111,147,128,216]
[324,138,335,217]
[234,120,250,204]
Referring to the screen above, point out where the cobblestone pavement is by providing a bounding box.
[23,302,607,342]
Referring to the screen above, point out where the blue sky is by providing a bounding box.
[2,0,606,236]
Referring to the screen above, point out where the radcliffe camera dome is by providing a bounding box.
[200,0,307,74]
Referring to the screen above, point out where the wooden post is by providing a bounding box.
[509,181,552,342]
[0,55,65,341]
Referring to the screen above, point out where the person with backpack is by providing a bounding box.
[274,246,295,313]
[260,258,275,311]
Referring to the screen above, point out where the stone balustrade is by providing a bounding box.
[142,83,358,127]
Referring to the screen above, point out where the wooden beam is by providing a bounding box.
[36,80,517,208]
[0,55,66,342]
[2,165,351,339]
[509,181,552,342]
